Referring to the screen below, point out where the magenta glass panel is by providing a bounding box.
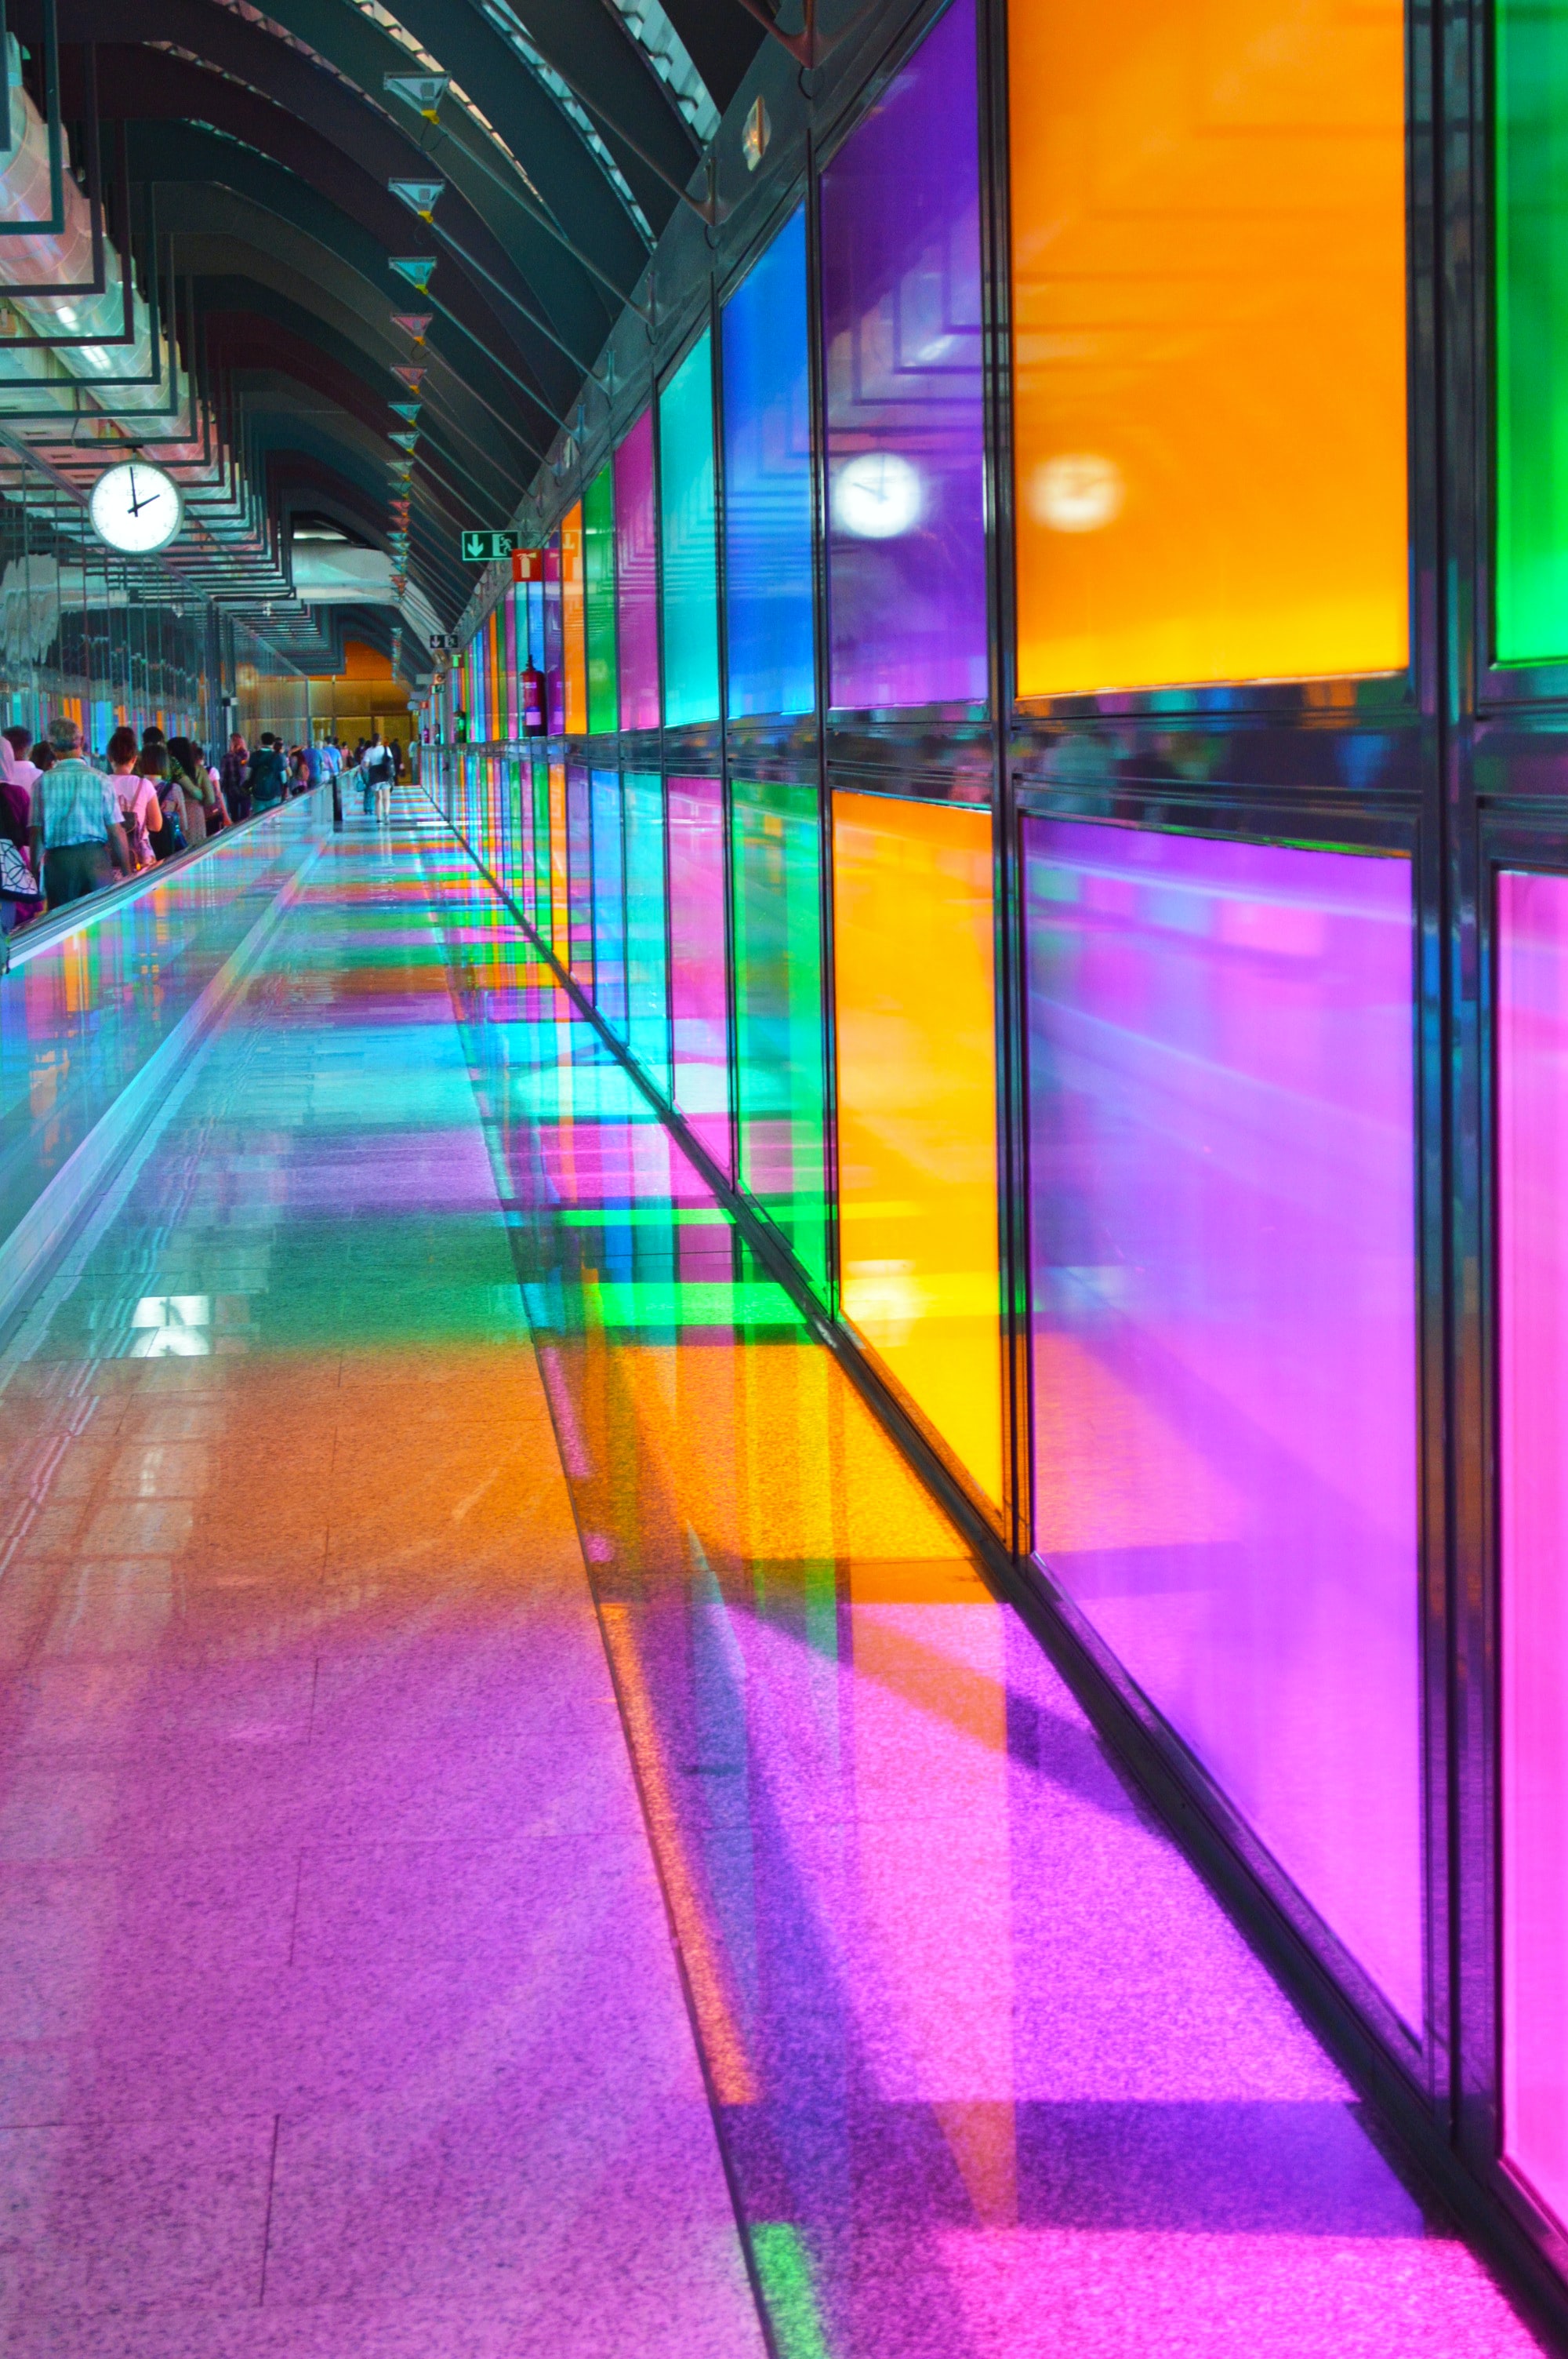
[667,775,731,1175]
[615,411,659,732]
[818,0,986,711]
[1025,818,1422,2029]
[1499,869,1568,2228]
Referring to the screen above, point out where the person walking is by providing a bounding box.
[108,729,158,869]
[247,733,287,812]
[220,733,251,823]
[361,732,393,819]
[0,736,40,934]
[30,716,129,907]
[4,725,40,832]
[168,736,216,845]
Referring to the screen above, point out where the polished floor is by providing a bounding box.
[0,797,1548,2356]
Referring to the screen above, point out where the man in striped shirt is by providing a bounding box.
[29,716,129,907]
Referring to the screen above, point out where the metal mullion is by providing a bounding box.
[972,0,1029,1566]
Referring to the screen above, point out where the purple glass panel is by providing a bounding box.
[819,0,986,711]
[667,775,731,1175]
[1498,870,1568,2229]
[1025,818,1422,2028]
[543,533,564,736]
[615,411,659,731]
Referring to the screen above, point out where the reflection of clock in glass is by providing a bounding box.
[89,460,183,555]
[833,450,924,541]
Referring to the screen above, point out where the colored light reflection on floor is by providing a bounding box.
[421,824,1546,2359]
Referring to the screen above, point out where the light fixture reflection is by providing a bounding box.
[1031,453,1123,533]
[833,451,924,540]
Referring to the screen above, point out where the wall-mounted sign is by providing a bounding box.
[460,529,521,562]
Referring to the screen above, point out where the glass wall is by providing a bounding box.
[566,763,595,986]
[1498,869,1568,2226]
[1008,0,1406,696]
[723,209,816,719]
[562,505,587,733]
[732,777,828,1295]
[833,791,1000,1500]
[1025,820,1422,2025]
[820,0,986,710]
[667,775,731,1172]
[659,332,720,726]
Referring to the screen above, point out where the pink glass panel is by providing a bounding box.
[615,411,659,732]
[1500,868,1568,2229]
[668,774,731,1175]
[1025,818,1422,2028]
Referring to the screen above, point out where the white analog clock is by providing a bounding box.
[89,461,183,556]
[833,449,924,541]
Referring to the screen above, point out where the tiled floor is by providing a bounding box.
[0,795,1551,2357]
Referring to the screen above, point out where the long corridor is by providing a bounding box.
[0,801,1548,2357]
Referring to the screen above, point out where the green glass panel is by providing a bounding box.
[659,331,720,725]
[1498,0,1568,662]
[731,777,829,1297]
[584,461,619,732]
[623,769,670,1093]
[531,751,552,947]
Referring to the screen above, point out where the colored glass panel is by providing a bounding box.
[820,0,985,711]
[1025,819,1421,2025]
[591,769,627,1035]
[584,464,618,736]
[615,411,659,730]
[732,776,828,1293]
[503,592,519,740]
[566,763,594,987]
[544,534,564,736]
[549,760,568,953]
[659,331,720,726]
[1497,5,1568,662]
[562,503,586,733]
[723,209,815,719]
[623,769,670,1095]
[1498,870,1568,2226]
[667,775,731,1173]
[531,753,551,943]
[833,791,1000,1500]
[514,755,533,916]
[1009,0,1407,696]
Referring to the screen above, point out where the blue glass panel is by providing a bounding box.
[566,762,594,988]
[722,208,815,719]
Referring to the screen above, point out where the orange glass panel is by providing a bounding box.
[831,792,1002,1507]
[561,500,587,733]
[1009,0,1407,696]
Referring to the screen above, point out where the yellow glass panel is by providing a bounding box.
[831,792,1002,1507]
[1009,0,1407,696]
[561,501,587,732]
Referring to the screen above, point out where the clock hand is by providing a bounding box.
[125,468,150,518]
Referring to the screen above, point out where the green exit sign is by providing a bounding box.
[459,529,521,562]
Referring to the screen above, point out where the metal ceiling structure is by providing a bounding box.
[2,0,768,670]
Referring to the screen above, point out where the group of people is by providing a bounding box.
[0,720,410,936]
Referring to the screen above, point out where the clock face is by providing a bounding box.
[833,450,924,541]
[89,461,183,555]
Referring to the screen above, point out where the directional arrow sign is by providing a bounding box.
[460,529,522,563]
